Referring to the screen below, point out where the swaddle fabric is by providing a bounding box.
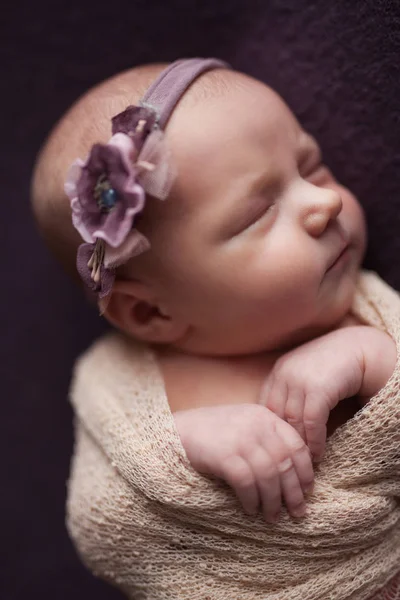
[67,271,400,599]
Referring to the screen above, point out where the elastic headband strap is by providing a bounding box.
[141,58,229,129]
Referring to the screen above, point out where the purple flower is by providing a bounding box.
[65,133,145,248]
[65,107,177,301]
[77,242,115,299]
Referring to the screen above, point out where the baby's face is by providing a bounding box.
[136,73,367,355]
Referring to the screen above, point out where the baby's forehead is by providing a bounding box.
[170,76,307,173]
[144,80,325,250]
[162,76,309,209]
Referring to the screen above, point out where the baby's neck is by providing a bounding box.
[153,313,361,414]
[155,345,279,413]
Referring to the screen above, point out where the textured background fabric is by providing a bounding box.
[2,0,399,598]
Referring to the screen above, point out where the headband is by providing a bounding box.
[64,58,229,302]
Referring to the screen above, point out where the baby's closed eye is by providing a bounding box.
[241,197,276,233]
[227,191,277,237]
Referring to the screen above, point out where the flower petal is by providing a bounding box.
[64,159,85,200]
[98,267,115,299]
[70,197,82,215]
[137,129,176,200]
[108,133,137,165]
[76,243,98,291]
[72,210,98,243]
[111,105,158,152]
[76,243,115,300]
[104,230,151,268]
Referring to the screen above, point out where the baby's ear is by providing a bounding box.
[102,280,188,344]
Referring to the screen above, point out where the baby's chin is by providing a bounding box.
[313,271,359,333]
[253,275,359,353]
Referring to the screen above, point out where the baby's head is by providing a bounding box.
[32,59,367,356]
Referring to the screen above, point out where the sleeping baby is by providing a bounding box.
[31,59,396,528]
[33,58,396,521]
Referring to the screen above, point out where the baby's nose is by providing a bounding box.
[301,185,343,237]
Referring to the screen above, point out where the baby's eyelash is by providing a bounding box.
[244,201,276,232]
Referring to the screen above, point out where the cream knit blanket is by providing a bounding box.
[67,271,400,600]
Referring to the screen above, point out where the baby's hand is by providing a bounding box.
[173,404,314,522]
[258,326,396,462]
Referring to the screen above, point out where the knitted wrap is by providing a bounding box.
[67,271,400,600]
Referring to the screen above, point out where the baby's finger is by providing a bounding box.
[258,376,285,419]
[247,448,281,523]
[284,387,306,442]
[278,457,306,518]
[220,454,260,516]
[274,419,314,506]
[260,425,304,519]
[303,391,330,460]
[305,422,327,462]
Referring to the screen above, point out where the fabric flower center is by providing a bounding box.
[94,174,119,212]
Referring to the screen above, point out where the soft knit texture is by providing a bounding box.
[67,271,400,600]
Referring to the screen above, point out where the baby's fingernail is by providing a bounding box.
[266,512,280,523]
[245,506,258,516]
[305,483,314,495]
[292,505,306,518]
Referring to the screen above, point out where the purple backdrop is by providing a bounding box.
[3,0,400,598]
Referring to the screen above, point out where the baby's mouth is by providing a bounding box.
[325,242,350,273]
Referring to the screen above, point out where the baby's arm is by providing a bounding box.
[259,326,397,460]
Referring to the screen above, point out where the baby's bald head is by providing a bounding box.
[31,64,167,281]
[31,63,236,283]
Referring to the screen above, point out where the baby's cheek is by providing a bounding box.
[336,184,366,249]
[349,194,367,252]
